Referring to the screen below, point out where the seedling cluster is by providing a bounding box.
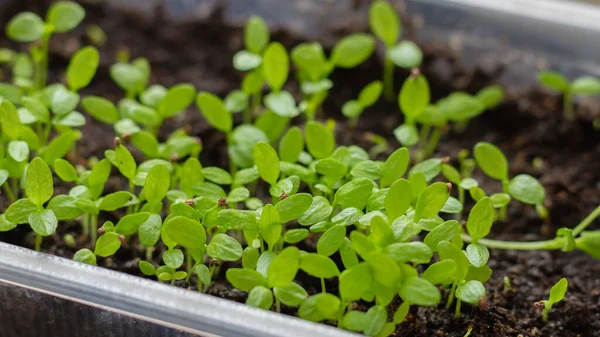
[0,1,598,335]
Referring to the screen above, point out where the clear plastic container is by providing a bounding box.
[2,1,600,336]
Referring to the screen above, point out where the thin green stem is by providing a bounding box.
[321,278,326,293]
[275,297,281,313]
[90,215,98,246]
[383,57,394,101]
[252,90,262,115]
[145,246,154,262]
[454,299,462,318]
[2,182,16,203]
[225,132,237,176]
[542,306,550,322]
[243,104,252,124]
[35,32,51,90]
[82,213,90,238]
[185,249,192,283]
[446,282,457,309]
[498,180,509,221]
[572,204,600,236]
[563,91,574,120]
[35,234,42,252]
[457,187,465,222]
[426,127,442,156]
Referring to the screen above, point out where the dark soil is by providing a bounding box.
[1,1,599,337]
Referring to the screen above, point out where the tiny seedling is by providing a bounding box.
[535,278,568,322]
[369,0,423,100]
[538,71,600,120]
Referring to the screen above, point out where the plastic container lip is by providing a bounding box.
[0,242,359,337]
[425,0,600,32]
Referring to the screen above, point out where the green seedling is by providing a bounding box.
[342,81,383,128]
[535,278,568,321]
[6,1,85,90]
[369,0,423,100]
[291,33,375,120]
[473,142,546,220]
[538,71,600,120]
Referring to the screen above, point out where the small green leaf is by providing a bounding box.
[358,81,383,107]
[476,85,504,109]
[74,249,97,266]
[195,264,211,285]
[283,228,308,244]
[298,196,332,226]
[350,160,381,180]
[339,262,372,302]
[0,214,17,232]
[422,260,457,285]
[224,90,248,113]
[490,193,511,208]
[8,140,29,162]
[244,16,269,54]
[385,179,411,221]
[291,42,328,78]
[253,142,280,185]
[226,268,268,292]
[145,164,170,204]
[53,159,78,182]
[317,225,346,256]
[342,311,369,332]
[424,220,459,251]
[246,286,273,310]
[99,191,136,211]
[549,278,568,304]
[6,12,44,42]
[163,249,184,269]
[67,46,99,91]
[466,243,490,267]
[51,86,80,116]
[114,144,137,180]
[273,282,308,307]
[409,158,442,182]
[110,62,147,94]
[368,252,400,287]
[380,147,409,187]
[278,126,304,163]
[365,305,387,336]
[47,195,82,221]
[139,214,162,247]
[138,261,156,276]
[388,41,423,68]
[298,293,341,322]
[268,246,300,287]
[21,96,50,123]
[94,232,121,257]
[414,182,450,222]
[438,241,469,280]
[474,142,508,181]
[466,197,495,241]
[207,234,243,261]
[538,71,569,92]
[399,74,430,120]
[265,91,299,117]
[369,0,399,46]
[115,212,150,236]
[384,242,432,265]
[81,96,119,123]
[233,50,262,71]
[305,121,335,159]
[275,193,312,223]
[508,174,546,205]
[26,157,54,207]
[28,209,57,236]
[571,76,600,95]
[164,216,206,249]
[158,83,196,118]
[5,199,37,224]
[393,124,419,146]
[333,178,375,210]
[263,42,289,91]
[196,92,232,132]
[47,1,85,33]
[398,277,441,306]
[331,34,375,68]
[456,280,486,304]
[300,253,340,278]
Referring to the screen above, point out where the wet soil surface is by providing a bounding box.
[1,1,600,336]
